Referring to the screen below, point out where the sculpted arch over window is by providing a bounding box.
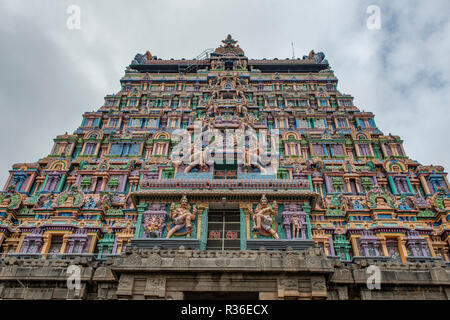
[49,160,69,171]
[84,129,103,141]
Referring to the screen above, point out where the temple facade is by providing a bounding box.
[0,35,449,300]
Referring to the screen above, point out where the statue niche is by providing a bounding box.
[142,203,167,238]
[282,203,307,240]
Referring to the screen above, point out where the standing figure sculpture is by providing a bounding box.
[252,195,279,239]
[290,213,302,239]
[166,195,197,238]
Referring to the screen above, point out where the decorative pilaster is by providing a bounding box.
[302,203,312,239]
[406,176,414,194]
[388,176,398,195]
[419,175,431,195]
[134,202,148,239]
[57,174,66,192]
[398,237,408,263]
[350,237,359,256]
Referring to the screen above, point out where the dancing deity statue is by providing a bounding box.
[252,195,279,239]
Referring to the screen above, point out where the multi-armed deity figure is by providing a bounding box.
[251,195,279,239]
[145,215,165,238]
[166,195,197,238]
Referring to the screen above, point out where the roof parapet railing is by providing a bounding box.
[180,48,214,74]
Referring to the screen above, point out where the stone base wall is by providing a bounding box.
[0,247,449,300]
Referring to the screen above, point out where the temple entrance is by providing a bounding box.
[206,203,241,250]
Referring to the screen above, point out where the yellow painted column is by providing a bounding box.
[16,234,26,253]
[196,204,207,240]
[101,178,108,191]
[351,237,360,256]
[379,238,389,257]
[398,237,408,263]
[354,145,361,157]
[88,235,97,254]
[41,234,51,259]
[344,178,351,194]
[443,248,449,262]
[392,144,398,156]
[355,178,362,194]
[419,175,431,194]
[80,143,87,155]
[61,233,71,254]
[425,237,436,257]
[368,144,375,157]
[116,240,123,254]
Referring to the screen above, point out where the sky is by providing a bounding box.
[0,0,449,187]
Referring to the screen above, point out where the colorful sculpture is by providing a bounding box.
[0,35,447,264]
[290,213,302,239]
[167,196,197,238]
[252,195,279,239]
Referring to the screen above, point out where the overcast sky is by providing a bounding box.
[0,0,449,187]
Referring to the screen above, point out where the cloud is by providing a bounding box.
[0,0,449,186]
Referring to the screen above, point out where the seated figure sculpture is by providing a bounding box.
[145,215,165,238]
[166,195,197,238]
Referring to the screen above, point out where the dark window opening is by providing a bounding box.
[206,205,240,250]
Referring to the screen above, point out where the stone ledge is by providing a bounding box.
[0,248,448,300]
[246,239,315,250]
[130,238,201,250]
